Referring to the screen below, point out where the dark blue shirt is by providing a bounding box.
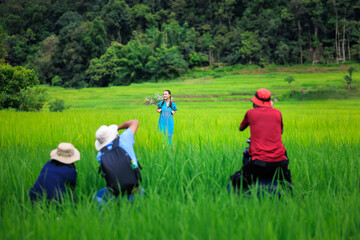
[29,160,77,201]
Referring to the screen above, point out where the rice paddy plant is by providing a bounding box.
[0,96,359,240]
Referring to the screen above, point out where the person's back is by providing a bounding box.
[241,107,286,162]
[29,160,77,201]
[231,88,292,192]
[29,143,80,202]
[94,120,144,206]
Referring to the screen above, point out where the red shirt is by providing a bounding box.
[240,107,286,162]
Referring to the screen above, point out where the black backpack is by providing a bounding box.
[98,137,142,197]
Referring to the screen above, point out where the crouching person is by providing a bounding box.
[230,88,292,194]
[29,143,80,202]
[94,120,144,206]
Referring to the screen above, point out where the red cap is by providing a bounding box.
[251,88,273,107]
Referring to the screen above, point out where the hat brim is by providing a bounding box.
[251,96,272,107]
[95,124,118,151]
[50,148,80,164]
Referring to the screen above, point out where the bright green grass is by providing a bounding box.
[43,71,360,109]
[1,72,360,239]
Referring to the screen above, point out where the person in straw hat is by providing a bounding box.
[29,143,80,202]
[94,119,144,205]
[230,88,292,192]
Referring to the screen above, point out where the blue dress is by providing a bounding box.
[157,101,177,137]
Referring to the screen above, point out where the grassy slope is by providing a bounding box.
[43,64,360,110]
[1,64,360,240]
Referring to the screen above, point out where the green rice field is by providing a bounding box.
[1,69,360,239]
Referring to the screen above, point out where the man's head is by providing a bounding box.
[95,124,119,151]
[251,88,273,108]
[50,142,80,164]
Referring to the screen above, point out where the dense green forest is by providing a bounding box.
[0,0,359,88]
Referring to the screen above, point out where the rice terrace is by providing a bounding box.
[0,64,359,239]
[1,0,360,239]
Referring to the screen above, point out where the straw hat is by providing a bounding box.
[50,143,80,164]
[95,124,118,151]
[251,88,273,107]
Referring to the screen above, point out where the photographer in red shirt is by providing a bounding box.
[231,88,292,192]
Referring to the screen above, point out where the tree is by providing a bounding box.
[237,31,261,64]
[31,35,59,83]
[53,18,107,88]
[129,4,157,32]
[155,46,188,79]
[86,42,125,87]
[0,26,8,58]
[55,11,83,33]
[284,76,295,90]
[101,0,132,43]
[215,0,235,29]
[86,41,156,86]
[344,66,354,90]
[4,14,25,35]
[0,62,46,111]
[275,42,290,64]
[5,33,36,66]
[288,0,306,64]
[86,39,188,86]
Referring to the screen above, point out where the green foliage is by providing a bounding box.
[0,26,8,58]
[5,33,38,66]
[275,42,290,65]
[101,0,132,43]
[284,76,295,88]
[0,62,42,110]
[31,35,59,84]
[18,87,47,111]
[1,0,360,88]
[344,66,355,90]
[155,46,188,79]
[277,87,349,101]
[54,18,107,87]
[237,31,261,64]
[51,75,62,86]
[4,14,24,35]
[49,99,67,112]
[55,11,83,32]
[87,40,188,86]
[189,52,209,68]
[130,4,157,32]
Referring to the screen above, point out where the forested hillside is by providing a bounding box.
[0,0,359,88]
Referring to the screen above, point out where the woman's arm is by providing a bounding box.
[171,102,177,114]
[156,107,162,113]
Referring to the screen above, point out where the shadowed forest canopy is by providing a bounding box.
[0,0,359,88]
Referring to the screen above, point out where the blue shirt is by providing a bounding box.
[96,128,138,168]
[29,160,77,201]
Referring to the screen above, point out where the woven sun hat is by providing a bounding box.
[95,124,118,151]
[251,88,273,107]
[50,143,80,164]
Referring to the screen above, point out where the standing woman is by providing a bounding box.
[156,90,178,145]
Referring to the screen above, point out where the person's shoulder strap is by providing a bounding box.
[113,136,120,147]
[100,136,120,153]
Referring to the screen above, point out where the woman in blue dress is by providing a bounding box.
[156,90,177,145]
